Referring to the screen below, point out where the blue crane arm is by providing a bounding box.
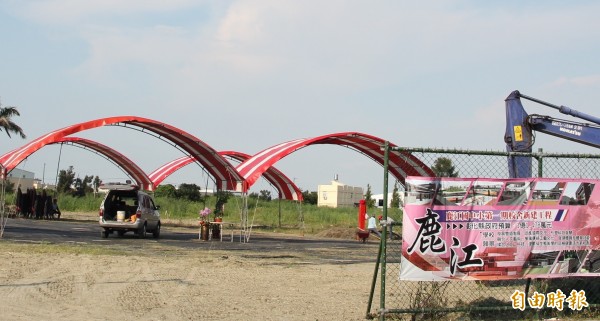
[504,91,533,153]
[504,90,600,178]
[504,90,533,178]
[519,93,600,126]
[528,115,600,149]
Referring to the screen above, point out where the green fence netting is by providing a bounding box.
[369,146,600,320]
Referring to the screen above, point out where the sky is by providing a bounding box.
[1,1,600,195]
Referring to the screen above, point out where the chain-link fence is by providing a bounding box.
[368,146,600,320]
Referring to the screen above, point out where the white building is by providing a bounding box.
[33,179,56,191]
[5,168,35,190]
[317,180,363,208]
[372,192,405,209]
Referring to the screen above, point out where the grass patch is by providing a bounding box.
[6,191,404,237]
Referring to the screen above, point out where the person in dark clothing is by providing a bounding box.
[50,198,61,219]
[26,188,35,218]
[15,185,22,216]
[40,190,47,219]
[44,195,53,220]
[23,188,30,218]
[33,195,38,219]
[35,194,44,219]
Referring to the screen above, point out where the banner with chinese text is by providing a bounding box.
[401,177,600,281]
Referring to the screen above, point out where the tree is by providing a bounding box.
[155,184,177,198]
[73,177,84,197]
[0,101,26,139]
[2,180,14,194]
[391,181,401,208]
[176,183,202,202]
[72,175,94,197]
[93,176,101,194]
[57,166,76,193]
[259,190,272,201]
[84,175,94,193]
[432,157,459,177]
[72,175,90,197]
[364,184,375,208]
[214,190,232,216]
[301,190,317,205]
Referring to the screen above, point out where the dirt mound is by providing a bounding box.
[316,227,358,240]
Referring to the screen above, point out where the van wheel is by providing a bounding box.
[152,223,161,239]
[101,229,109,238]
[138,224,147,239]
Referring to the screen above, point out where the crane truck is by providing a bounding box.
[504,90,600,178]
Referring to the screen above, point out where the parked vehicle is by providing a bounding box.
[98,183,161,238]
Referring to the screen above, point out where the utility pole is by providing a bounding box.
[278,191,282,228]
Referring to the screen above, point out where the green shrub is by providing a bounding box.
[4,191,372,234]
[58,193,103,212]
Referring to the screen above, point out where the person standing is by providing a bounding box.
[44,194,53,220]
[377,215,395,239]
[35,191,45,219]
[367,215,381,238]
[385,216,395,239]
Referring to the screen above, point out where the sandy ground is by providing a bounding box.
[0,213,379,321]
[0,248,375,321]
[0,239,546,321]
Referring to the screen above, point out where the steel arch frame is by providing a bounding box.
[0,116,244,191]
[236,132,434,188]
[149,151,303,201]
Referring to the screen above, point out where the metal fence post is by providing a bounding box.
[379,141,389,320]
[370,146,600,319]
[537,148,544,178]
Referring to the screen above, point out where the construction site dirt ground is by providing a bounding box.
[0,212,382,321]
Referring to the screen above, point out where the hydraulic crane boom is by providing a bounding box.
[504,90,600,178]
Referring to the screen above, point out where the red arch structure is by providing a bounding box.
[149,151,303,201]
[221,151,303,201]
[149,156,197,187]
[52,137,153,190]
[0,116,244,191]
[236,132,435,188]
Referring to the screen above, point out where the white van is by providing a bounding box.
[98,183,161,238]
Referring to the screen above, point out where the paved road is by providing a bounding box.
[2,217,381,264]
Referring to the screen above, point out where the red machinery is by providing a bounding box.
[356,200,369,242]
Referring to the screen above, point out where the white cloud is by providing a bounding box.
[215,2,264,46]
[74,25,195,80]
[16,0,598,94]
[548,75,600,88]
[5,1,600,188]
